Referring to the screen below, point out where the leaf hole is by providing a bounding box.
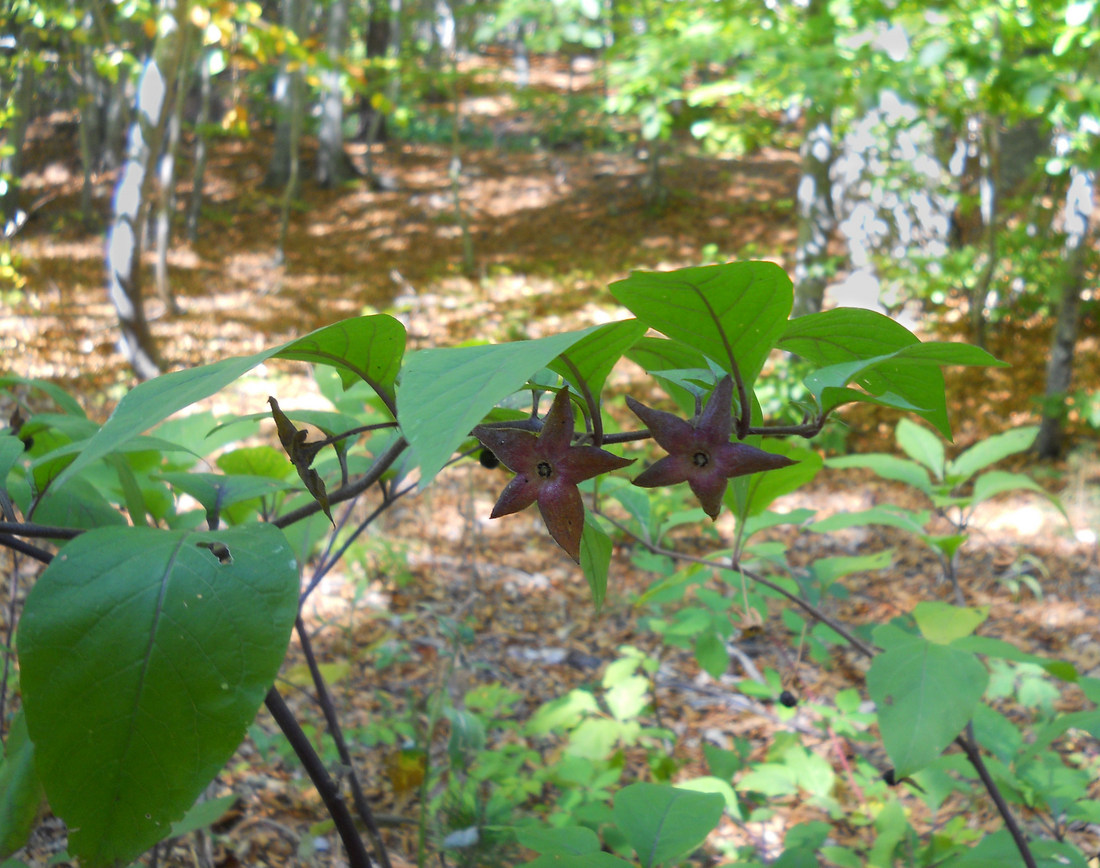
[197,541,233,565]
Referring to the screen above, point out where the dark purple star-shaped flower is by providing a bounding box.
[626,375,796,520]
[473,390,634,562]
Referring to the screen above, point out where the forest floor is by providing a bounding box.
[4,52,1100,868]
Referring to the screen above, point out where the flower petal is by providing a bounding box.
[697,375,734,445]
[688,473,729,520]
[537,389,576,457]
[490,473,539,518]
[632,453,694,488]
[558,445,634,484]
[473,425,538,475]
[711,442,796,479]
[537,479,586,562]
[625,395,695,452]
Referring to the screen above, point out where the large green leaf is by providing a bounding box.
[48,315,405,491]
[548,319,647,413]
[611,783,725,868]
[516,825,601,855]
[17,524,299,868]
[867,635,988,776]
[610,262,793,383]
[826,453,933,494]
[780,309,954,436]
[275,314,406,406]
[947,426,1038,484]
[397,327,600,487]
[895,418,945,479]
[0,710,43,859]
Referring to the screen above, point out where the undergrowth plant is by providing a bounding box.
[1,261,1098,868]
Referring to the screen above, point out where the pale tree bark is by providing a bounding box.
[104,0,192,379]
[316,0,356,187]
[791,0,836,318]
[792,112,836,316]
[1035,164,1095,459]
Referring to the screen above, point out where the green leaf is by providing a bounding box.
[17,524,299,868]
[169,794,239,838]
[895,419,945,480]
[811,506,929,537]
[913,602,989,644]
[970,469,1043,501]
[951,829,1090,868]
[826,453,932,495]
[0,710,44,860]
[157,472,294,518]
[611,783,724,868]
[548,320,647,409]
[727,440,822,520]
[780,309,952,436]
[580,515,613,611]
[397,327,599,487]
[695,629,729,679]
[947,427,1038,483]
[275,314,406,408]
[0,435,23,485]
[217,445,292,479]
[48,316,405,491]
[0,376,87,418]
[866,638,988,777]
[611,262,793,383]
[950,636,1078,682]
[516,825,601,856]
[29,475,128,530]
[526,853,634,868]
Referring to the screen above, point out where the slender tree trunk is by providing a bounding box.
[186,48,214,241]
[1035,165,1095,458]
[791,0,836,317]
[792,112,836,316]
[275,0,309,261]
[969,117,1000,347]
[0,46,35,233]
[104,0,192,379]
[316,0,355,187]
[441,0,474,272]
[361,0,401,185]
[266,0,309,189]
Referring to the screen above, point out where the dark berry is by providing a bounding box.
[478,449,500,469]
[778,690,799,708]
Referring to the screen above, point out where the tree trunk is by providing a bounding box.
[104,0,191,380]
[792,111,835,316]
[186,47,214,241]
[0,46,35,233]
[316,0,356,187]
[1035,165,1095,459]
[359,0,401,185]
[266,0,309,189]
[791,0,836,318]
[968,117,1000,347]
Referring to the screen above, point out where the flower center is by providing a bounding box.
[537,461,553,479]
[692,451,709,468]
